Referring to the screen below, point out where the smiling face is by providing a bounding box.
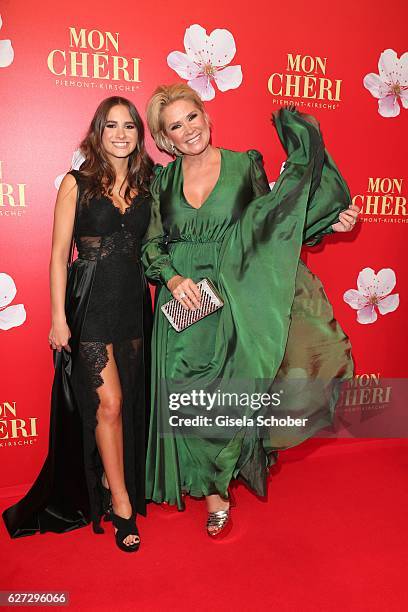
[101,104,138,159]
[162,98,210,156]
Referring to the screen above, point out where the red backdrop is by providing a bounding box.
[1,0,407,491]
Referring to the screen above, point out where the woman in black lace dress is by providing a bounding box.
[2,97,153,552]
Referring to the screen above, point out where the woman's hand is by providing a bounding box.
[332,203,360,232]
[167,275,201,310]
[48,319,71,352]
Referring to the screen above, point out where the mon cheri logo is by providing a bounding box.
[353,177,407,225]
[47,26,141,91]
[0,161,28,217]
[268,53,342,111]
[337,373,392,412]
[0,402,38,448]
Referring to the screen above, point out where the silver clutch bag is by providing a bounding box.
[161,278,224,332]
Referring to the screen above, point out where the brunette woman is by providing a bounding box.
[3,97,153,552]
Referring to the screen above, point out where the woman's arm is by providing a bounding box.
[248,150,271,198]
[142,168,200,309]
[273,108,359,244]
[48,173,77,352]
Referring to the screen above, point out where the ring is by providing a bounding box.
[179,292,186,299]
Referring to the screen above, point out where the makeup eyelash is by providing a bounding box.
[170,114,197,130]
[105,123,135,129]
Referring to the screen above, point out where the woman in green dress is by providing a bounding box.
[142,83,359,537]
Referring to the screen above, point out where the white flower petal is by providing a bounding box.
[400,88,408,109]
[357,268,376,295]
[378,49,399,82]
[184,24,209,63]
[55,149,86,189]
[188,76,215,101]
[375,268,397,296]
[55,172,66,190]
[0,304,26,330]
[208,29,237,66]
[0,39,14,68]
[379,49,408,87]
[377,293,399,315]
[71,149,86,169]
[343,289,368,310]
[214,65,243,92]
[399,52,408,86]
[357,305,377,325]
[379,95,401,117]
[0,273,17,308]
[167,51,201,80]
[363,73,388,99]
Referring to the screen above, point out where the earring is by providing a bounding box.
[171,143,176,154]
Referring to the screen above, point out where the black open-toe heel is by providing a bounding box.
[92,477,113,534]
[101,481,112,523]
[111,512,140,553]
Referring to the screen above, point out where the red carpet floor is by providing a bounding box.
[1,439,407,612]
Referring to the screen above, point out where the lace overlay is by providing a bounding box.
[79,342,109,391]
[77,231,141,261]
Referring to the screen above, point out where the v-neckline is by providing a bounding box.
[103,193,140,216]
[180,148,223,211]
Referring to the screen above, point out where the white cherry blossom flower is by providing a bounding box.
[363,49,408,118]
[167,24,243,101]
[0,14,14,68]
[55,149,86,189]
[0,273,26,330]
[343,268,399,324]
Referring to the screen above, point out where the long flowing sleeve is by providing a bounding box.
[214,108,352,378]
[142,165,179,285]
[248,129,350,247]
[301,148,351,246]
[274,114,351,246]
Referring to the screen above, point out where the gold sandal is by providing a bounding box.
[206,491,235,539]
[206,507,232,538]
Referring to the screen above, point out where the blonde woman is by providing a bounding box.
[142,84,359,538]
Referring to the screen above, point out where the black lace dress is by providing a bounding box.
[3,170,152,537]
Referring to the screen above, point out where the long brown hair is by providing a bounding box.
[79,97,153,202]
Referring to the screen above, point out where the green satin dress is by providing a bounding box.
[142,109,353,508]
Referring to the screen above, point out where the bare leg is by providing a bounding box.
[95,344,138,547]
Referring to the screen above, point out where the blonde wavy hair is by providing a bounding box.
[146,83,209,156]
